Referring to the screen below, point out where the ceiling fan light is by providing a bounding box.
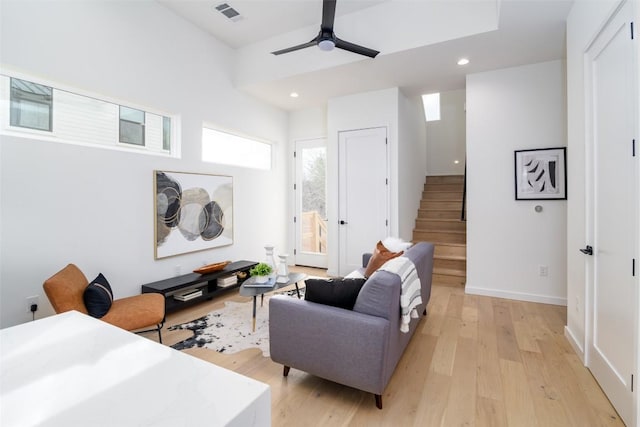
[318,39,335,51]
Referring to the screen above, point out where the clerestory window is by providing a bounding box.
[2,73,178,156]
[202,127,272,170]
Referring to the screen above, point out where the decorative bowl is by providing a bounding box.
[193,260,231,274]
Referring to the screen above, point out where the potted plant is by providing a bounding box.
[250,263,273,283]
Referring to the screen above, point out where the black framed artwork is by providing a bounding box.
[514,147,567,200]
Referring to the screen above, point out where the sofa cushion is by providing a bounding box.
[381,236,412,253]
[364,241,404,278]
[304,278,367,310]
[83,273,113,318]
[345,270,366,279]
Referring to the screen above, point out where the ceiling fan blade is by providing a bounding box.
[271,39,318,55]
[271,0,379,59]
[334,37,380,58]
[321,0,337,31]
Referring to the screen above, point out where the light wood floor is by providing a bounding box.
[154,267,623,426]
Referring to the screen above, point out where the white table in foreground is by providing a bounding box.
[0,311,270,427]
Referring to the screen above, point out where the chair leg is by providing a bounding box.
[134,322,163,344]
[283,366,290,377]
[375,394,382,409]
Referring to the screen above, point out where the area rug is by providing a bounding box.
[168,287,304,357]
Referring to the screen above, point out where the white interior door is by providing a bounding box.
[338,127,389,275]
[586,2,637,425]
[294,138,327,268]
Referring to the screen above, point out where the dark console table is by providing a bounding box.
[142,260,257,313]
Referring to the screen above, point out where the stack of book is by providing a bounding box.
[217,275,238,288]
[243,277,276,288]
[173,288,203,301]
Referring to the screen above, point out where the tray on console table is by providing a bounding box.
[142,260,258,313]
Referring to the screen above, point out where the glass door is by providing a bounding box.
[295,138,327,268]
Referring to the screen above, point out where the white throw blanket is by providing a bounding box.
[378,256,422,333]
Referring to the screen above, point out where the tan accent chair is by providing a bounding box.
[43,264,165,343]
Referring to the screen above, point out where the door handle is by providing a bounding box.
[580,245,593,255]
[339,220,348,225]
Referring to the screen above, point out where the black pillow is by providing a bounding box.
[83,273,114,318]
[304,278,367,310]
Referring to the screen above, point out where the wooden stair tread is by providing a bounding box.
[434,254,466,261]
[425,176,464,182]
[413,228,467,234]
[416,218,465,223]
[425,191,463,194]
[418,175,467,285]
[418,211,464,215]
[415,241,466,247]
[431,243,468,249]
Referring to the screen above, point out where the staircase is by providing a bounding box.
[412,175,466,286]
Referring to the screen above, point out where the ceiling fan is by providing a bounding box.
[271,0,380,58]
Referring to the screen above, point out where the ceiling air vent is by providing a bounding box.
[215,3,243,22]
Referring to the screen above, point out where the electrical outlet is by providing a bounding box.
[575,296,580,313]
[175,265,182,276]
[27,295,39,312]
[539,265,549,277]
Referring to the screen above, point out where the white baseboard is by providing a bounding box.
[464,285,567,306]
[564,326,585,363]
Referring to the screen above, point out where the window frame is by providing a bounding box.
[118,105,146,147]
[1,70,180,158]
[9,77,53,132]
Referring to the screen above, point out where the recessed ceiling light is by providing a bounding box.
[457,58,470,66]
[454,160,460,164]
[290,92,299,98]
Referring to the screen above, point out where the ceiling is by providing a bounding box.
[158,0,574,111]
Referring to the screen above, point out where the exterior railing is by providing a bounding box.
[302,211,327,254]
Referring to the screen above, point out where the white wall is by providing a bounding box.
[398,91,428,240]
[287,95,426,273]
[466,60,567,305]
[325,87,427,275]
[0,0,288,327]
[327,88,399,275]
[287,107,328,262]
[288,107,327,143]
[426,89,467,176]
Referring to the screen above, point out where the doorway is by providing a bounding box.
[585,1,637,424]
[294,138,327,268]
[338,127,389,275]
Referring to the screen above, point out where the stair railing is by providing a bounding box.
[461,163,467,221]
